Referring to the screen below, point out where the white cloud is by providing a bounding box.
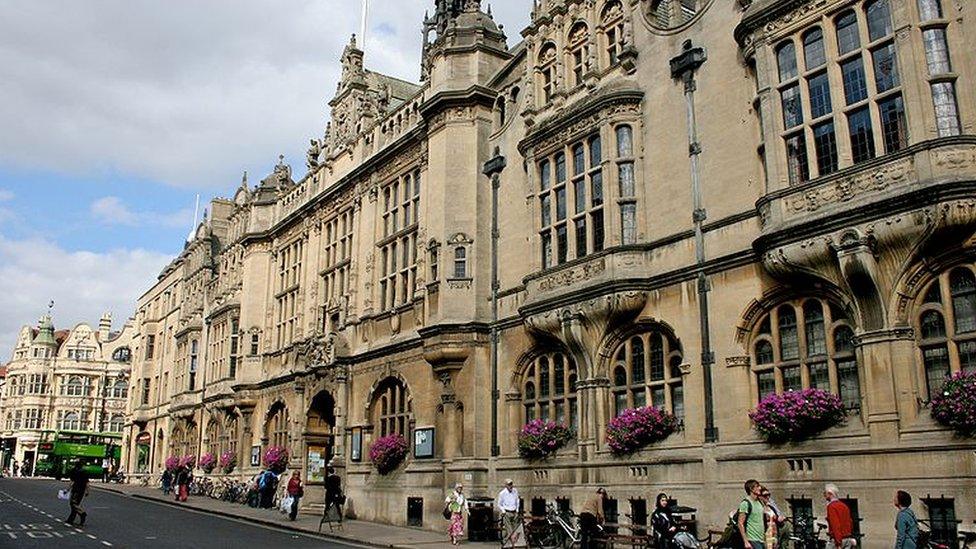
[0,190,14,202]
[0,1,530,191]
[0,235,172,360]
[90,196,193,229]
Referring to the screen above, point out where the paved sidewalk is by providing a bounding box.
[93,482,494,549]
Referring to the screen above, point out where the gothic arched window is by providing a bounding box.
[751,299,862,411]
[372,377,410,437]
[206,420,220,456]
[522,353,577,428]
[266,403,289,449]
[915,268,976,401]
[610,329,684,419]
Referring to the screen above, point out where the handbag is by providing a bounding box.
[443,505,453,520]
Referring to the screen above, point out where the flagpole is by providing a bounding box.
[360,0,369,49]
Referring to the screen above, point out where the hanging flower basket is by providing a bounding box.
[931,370,976,437]
[180,455,197,469]
[606,406,679,456]
[368,434,408,475]
[219,451,237,474]
[517,419,573,460]
[263,446,289,474]
[749,388,846,443]
[199,452,217,474]
[165,456,181,473]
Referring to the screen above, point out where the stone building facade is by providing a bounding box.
[125,0,975,544]
[0,314,134,474]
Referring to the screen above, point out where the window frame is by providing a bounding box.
[750,298,863,413]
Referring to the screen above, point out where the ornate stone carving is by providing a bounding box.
[726,356,751,368]
[784,157,915,215]
[537,258,606,292]
[524,290,646,379]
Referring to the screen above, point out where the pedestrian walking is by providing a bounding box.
[445,482,467,545]
[64,463,89,526]
[161,469,173,495]
[287,471,304,521]
[760,486,789,548]
[737,479,766,549]
[13,460,19,477]
[758,486,779,549]
[579,487,608,549]
[824,484,855,549]
[175,465,191,502]
[894,490,919,549]
[651,492,677,549]
[497,479,524,548]
[324,467,344,522]
[259,468,278,509]
[247,472,262,508]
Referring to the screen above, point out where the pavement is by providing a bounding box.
[86,479,496,549]
[0,477,362,548]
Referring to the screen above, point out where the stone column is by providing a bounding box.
[291,380,307,469]
[855,328,914,444]
[332,368,350,466]
[505,391,522,456]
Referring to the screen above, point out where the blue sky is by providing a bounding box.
[0,1,529,355]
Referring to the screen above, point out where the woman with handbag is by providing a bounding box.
[286,470,304,521]
[445,483,467,545]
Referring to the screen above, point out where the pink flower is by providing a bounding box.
[606,406,679,456]
[263,446,289,473]
[199,452,217,473]
[749,389,845,443]
[517,420,573,460]
[930,370,976,437]
[369,434,408,474]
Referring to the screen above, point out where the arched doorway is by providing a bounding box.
[304,391,336,485]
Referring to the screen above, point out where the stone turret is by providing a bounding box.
[98,312,112,341]
[421,0,508,92]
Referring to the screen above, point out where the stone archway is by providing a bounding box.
[304,390,336,485]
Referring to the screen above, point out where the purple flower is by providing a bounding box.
[199,452,217,473]
[518,420,573,460]
[219,451,237,474]
[606,406,679,456]
[263,446,290,473]
[369,434,408,474]
[930,370,976,438]
[749,389,845,443]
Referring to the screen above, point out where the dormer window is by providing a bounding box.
[538,43,557,104]
[568,22,589,87]
[601,1,625,66]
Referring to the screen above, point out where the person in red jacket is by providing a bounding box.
[823,484,856,548]
[286,471,304,521]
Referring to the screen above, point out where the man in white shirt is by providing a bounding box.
[497,479,524,548]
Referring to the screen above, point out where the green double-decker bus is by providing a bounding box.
[34,430,122,479]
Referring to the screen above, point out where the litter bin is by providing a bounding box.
[468,498,496,541]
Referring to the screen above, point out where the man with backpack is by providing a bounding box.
[737,479,766,549]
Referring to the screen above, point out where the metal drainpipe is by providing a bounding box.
[670,40,718,443]
[483,148,507,457]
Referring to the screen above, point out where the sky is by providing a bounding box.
[0,0,530,357]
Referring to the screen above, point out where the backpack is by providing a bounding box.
[715,499,753,549]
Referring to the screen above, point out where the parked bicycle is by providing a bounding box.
[787,518,828,549]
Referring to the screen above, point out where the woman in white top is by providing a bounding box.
[445,483,467,545]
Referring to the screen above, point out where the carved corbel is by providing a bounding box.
[525,291,646,379]
[831,229,886,330]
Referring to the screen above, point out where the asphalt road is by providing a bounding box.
[0,478,360,548]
